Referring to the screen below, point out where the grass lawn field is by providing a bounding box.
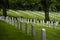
[0,10,60,21]
[0,20,34,40]
[7,10,60,21]
[0,10,60,40]
[0,20,60,40]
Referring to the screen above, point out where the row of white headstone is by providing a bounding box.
[1,16,58,40]
[1,16,58,29]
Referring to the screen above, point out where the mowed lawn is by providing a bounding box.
[7,10,60,21]
[0,10,60,21]
[0,20,34,40]
[0,10,60,40]
[0,20,60,40]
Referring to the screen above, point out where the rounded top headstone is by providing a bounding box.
[42,28,46,31]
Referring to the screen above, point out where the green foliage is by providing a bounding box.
[0,0,60,10]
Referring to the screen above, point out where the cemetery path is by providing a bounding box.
[0,21,34,40]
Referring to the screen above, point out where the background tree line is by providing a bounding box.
[8,0,60,11]
[0,0,60,11]
[0,0,60,22]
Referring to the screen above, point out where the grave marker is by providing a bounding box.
[14,18,17,27]
[30,19,32,23]
[40,20,44,26]
[26,22,29,34]
[27,19,29,23]
[5,16,9,23]
[20,21,22,31]
[47,21,50,27]
[11,17,14,25]
[41,28,46,40]
[33,19,36,23]
[37,20,39,24]
[55,21,59,26]
[21,18,24,22]
[17,18,20,29]
[53,22,56,29]
[51,21,53,25]
[31,24,35,37]
[9,17,11,24]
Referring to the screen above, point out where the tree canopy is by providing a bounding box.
[6,0,60,11]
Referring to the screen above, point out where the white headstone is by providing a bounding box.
[24,18,27,22]
[40,20,44,26]
[30,19,32,23]
[19,18,21,21]
[55,21,59,26]
[17,18,20,29]
[33,19,36,23]
[31,24,35,37]
[1,16,5,21]
[53,22,56,29]
[20,21,22,31]
[37,20,39,24]
[14,18,17,27]
[11,17,14,25]
[46,21,50,27]
[20,18,22,22]
[26,23,29,34]
[41,28,46,40]
[9,17,11,24]
[51,21,53,25]
[27,19,29,23]
[0,16,2,20]
[21,18,24,22]
[40,20,42,24]
[5,16,9,23]
[5,17,7,22]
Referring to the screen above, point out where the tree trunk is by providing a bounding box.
[2,0,8,17]
[45,10,50,22]
[41,0,50,22]
[2,7,7,17]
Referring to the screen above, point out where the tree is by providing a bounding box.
[40,0,56,22]
[1,0,9,17]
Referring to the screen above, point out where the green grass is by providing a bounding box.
[14,21,60,40]
[0,21,34,40]
[0,10,60,40]
[7,11,20,18]
[27,11,44,20]
[17,11,34,19]
[0,10,60,21]
[7,10,60,21]
[0,11,3,16]
[0,20,60,40]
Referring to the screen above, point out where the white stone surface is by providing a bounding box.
[41,28,46,40]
